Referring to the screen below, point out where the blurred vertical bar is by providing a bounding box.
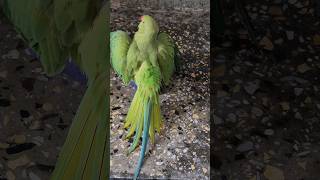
[213,0,225,46]
[211,0,218,179]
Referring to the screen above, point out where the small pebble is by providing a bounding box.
[264,129,274,136]
[236,141,254,152]
[6,170,15,180]
[29,172,41,180]
[7,155,30,169]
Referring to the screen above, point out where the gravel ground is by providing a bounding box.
[110,4,210,180]
[213,0,320,179]
[0,11,86,180]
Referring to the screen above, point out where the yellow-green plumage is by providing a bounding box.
[110,30,131,84]
[3,0,69,76]
[126,61,162,151]
[51,3,109,180]
[51,72,108,179]
[2,1,110,179]
[110,15,178,179]
[157,32,176,85]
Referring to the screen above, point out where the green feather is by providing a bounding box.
[110,30,131,82]
[3,0,68,76]
[78,3,109,82]
[51,4,109,179]
[157,32,176,85]
[125,62,162,149]
[30,8,50,42]
[50,72,108,180]
[53,0,72,33]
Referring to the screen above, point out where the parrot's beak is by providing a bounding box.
[139,16,144,21]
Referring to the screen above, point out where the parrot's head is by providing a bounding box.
[137,15,159,36]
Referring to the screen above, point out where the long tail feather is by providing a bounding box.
[50,73,108,180]
[123,62,162,179]
[128,109,143,154]
[134,98,152,180]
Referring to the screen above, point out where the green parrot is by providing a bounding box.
[2,1,110,179]
[110,15,178,179]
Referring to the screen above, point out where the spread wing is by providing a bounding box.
[3,0,68,76]
[110,30,132,84]
[156,32,176,85]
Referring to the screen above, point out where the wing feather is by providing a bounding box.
[156,32,176,85]
[110,30,131,83]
